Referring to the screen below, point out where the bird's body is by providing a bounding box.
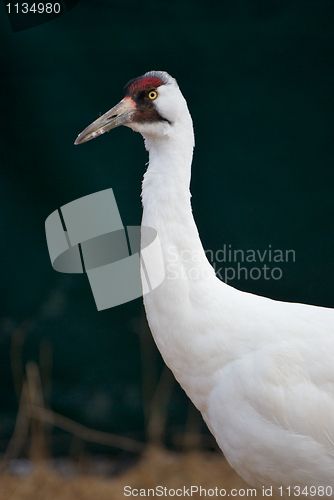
[75,71,334,496]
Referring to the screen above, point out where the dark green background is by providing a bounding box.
[1,0,334,455]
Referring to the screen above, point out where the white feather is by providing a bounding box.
[130,71,334,496]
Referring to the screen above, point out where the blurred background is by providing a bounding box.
[0,0,334,489]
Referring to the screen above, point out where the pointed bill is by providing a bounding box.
[74,98,135,145]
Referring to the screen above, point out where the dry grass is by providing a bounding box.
[0,446,251,500]
[1,339,258,500]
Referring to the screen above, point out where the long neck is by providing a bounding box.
[140,109,231,414]
[142,114,193,220]
[141,111,213,278]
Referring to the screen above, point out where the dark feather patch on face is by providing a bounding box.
[131,102,164,123]
[123,72,171,124]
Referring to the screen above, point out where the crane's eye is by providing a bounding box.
[148,90,158,100]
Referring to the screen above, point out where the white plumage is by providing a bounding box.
[75,71,334,496]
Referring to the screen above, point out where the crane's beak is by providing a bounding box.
[74,98,135,145]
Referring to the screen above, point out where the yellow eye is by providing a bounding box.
[148,90,158,100]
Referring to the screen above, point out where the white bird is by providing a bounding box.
[75,71,334,497]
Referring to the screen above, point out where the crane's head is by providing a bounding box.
[74,71,187,145]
